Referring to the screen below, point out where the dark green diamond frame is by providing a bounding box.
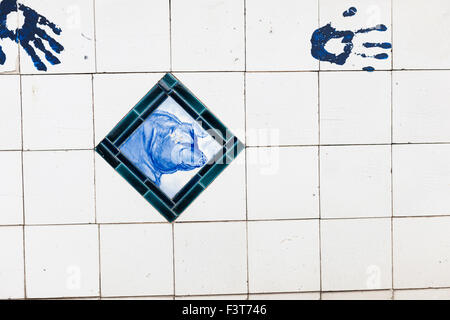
[95,73,244,222]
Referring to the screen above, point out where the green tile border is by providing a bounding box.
[95,73,244,222]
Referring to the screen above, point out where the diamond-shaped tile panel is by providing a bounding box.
[96,73,244,222]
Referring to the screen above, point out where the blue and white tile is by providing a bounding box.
[0,0,19,73]
[119,96,222,199]
[319,0,392,71]
[93,73,164,145]
[173,72,245,143]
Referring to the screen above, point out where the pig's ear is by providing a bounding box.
[192,121,208,139]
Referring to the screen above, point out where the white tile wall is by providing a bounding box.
[393,0,450,69]
[95,0,170,73]
[393,217,450,289]
[0,226,24,299]
[0,0,449,300]
[21,75,93,150]
[25,225,99,298]
[247,147,319,220]
[320,145,391,219]
[248,220,320,293]
[174,222,247,296]
[321,218,392,291]
[246,72,318,146]
[0,75,21,150]
[19,0,96,74]
[100,224,173,297]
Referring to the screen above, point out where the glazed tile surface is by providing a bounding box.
[0,0,449,300]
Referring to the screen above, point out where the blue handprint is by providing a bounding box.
[311,7,391,71]
[0,0,64,71]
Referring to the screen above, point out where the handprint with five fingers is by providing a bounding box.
[0,0,64,71]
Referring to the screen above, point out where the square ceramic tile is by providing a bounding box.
[25,225,99,298]
[95,153,166,223]
[393,71,450,143]
[393,0,450,69]
[100,224,173,297]
[246,0,318,71]
[0,0,19,73]
[246,72,318,146]
[319,0,392,71]
[93,73,164,145]
[173,73,245,143]
[249,292,320,300]
[176,295,247,300]
[321,218,392,291]
[96,73,244,222]
[18,0,95,73]
[0,226,24,299]
[393,217,450,289]
[320,71,391,144]
[176,153,246,222]
[23,150,95,224]
[321,290,392,300]
[394,288,450,300]
[0,75,21,150]
[0,151,23,225]
[248,220,320,293]
[174,222,247,295]
[247,147,319,220]
[22,75,93,150]
[171,0,244,71]
[320,145,391,219]
[393,144,450,216]
[95,0,170,72]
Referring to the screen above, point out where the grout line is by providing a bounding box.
[317,0,323,299]
[390,0,395,300]
[171,223,176,296]
[92,0,98,73]
[7,68,450,77]
[5,215,434,228]
[18,63,27,299]
[243,0,250,298]
[97,224,102,298]
[91,75,97,224]
[169,0,173,71]
[0,141,449,154]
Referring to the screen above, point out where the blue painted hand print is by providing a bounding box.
[311,7,391,71]
[120,110,209,188]
[0,0,64,71]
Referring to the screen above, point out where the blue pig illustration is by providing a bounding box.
[120,110,208,187]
